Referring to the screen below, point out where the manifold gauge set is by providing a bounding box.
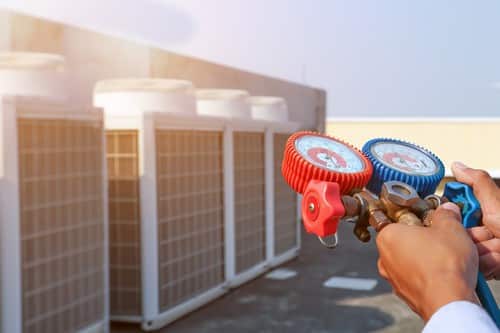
[281,131,500,326]
[282,132,445,246]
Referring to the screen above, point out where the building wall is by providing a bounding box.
[327,118,500,177]
[0,10,325,131]
[0,11,10,51]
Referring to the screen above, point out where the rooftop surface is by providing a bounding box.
[112,221,500,333]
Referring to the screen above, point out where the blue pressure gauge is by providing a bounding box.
[362,138,445,197]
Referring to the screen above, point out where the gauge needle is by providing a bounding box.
[395,153,407,166]
[325,154,340,168]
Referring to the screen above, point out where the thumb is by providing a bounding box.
[431,202,462,229]
[451,162,498,215]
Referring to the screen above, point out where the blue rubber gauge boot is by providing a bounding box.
[362,138,445,197]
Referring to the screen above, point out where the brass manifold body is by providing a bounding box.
[341,180,447,242]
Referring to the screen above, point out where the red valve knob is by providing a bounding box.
[302,180,346,237]
[282,131,373,195]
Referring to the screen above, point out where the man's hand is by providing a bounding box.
[376,202,478,321]
[452,162,500,280]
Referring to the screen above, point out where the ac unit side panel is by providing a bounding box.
[106,130,142,317]
[273,133,298,256]
[18,116,106,332]
[156,129,225,313]
[233,132,266,274]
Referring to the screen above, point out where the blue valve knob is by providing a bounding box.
[362,138,444,197]
[444,182,500,327]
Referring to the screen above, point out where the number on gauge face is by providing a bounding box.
[370,142,438,175]
[295,135,365,173]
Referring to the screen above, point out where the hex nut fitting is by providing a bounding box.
[381,181,420,208]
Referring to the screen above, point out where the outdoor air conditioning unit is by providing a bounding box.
[197,91,300,288]
[197,89,266,287]
[248,97,300,267]
[0,52,109,333]
[96,82,301,330]
[95,79,228,331]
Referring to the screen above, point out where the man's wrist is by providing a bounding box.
[421,281,478,321]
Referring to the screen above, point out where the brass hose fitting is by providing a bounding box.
[357,191,392,232]
[342,181,453,243]
[341,195,361,218]
[352,193,371,242]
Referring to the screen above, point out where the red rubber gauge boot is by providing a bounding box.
[282,131,373,245]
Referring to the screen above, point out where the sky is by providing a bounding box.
[1,0,500,118]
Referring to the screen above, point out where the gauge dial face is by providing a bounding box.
[295,135,365,173]
[370,142,438,175]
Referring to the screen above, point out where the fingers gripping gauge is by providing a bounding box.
[444,182,500,326]
[282,132,373,244]
[362,138,445,197]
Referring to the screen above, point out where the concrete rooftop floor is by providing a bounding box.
[112,222,500,333]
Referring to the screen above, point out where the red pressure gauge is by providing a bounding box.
[282,132,373,195]
[282,132,373,244]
